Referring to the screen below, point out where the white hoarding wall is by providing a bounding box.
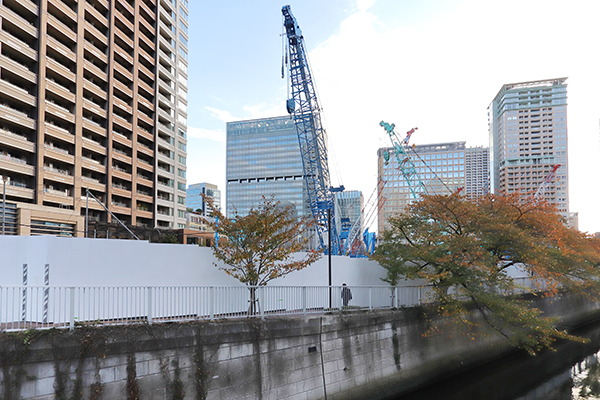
[0,236,387,287]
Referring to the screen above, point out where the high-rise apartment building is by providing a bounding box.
[464,146,489,198]
[488,78,569,217]
[0,0,188,236]
[377,142,489,233]
[226,116,309,219]
[186,182,220,215]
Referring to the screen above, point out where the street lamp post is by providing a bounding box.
[2,175,8,235]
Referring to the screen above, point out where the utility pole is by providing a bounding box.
[85,188,89,238]
[328,207,332,309]
[2,175,8,235]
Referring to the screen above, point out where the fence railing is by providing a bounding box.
[0,278,535,332]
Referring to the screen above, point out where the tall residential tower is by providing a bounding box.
[488,78,569,217]
[0,0,188,235]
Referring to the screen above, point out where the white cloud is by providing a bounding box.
[242,102,286,119]
[205,106,239,123]
[187,126,226,142]
[305,0,600,232]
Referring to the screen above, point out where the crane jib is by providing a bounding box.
[282,5,342,255]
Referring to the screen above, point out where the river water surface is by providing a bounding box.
[392,321,600,400]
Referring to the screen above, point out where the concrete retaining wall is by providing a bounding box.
[2,291,599,400]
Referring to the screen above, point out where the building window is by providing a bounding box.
[179,6,188,22]
[178,168,186,178]
[178,141,186,151]
[179,46,188,61]
[178,155,186,165]
[179,33,188,47]
[178,196,186,205]
[178,210,186,218]
[179,20,188,35]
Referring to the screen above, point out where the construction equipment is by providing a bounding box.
[380,121,428,201]
[282,5,341,254]
[533,164,561,203]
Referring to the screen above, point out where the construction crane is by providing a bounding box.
[533,164,561,203]
[282,5,342,255]
[380,121,428,201]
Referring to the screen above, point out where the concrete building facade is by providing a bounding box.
[377,142,490,233]
[0,0,189,236]
[488,78,569,217]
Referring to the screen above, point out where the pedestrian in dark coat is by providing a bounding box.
[341,283,352,307]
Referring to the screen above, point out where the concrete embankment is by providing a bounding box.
[1,292,599,400]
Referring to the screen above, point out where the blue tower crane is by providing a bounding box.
[282,5,342,255]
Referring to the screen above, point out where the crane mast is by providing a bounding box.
[282,5,341,254]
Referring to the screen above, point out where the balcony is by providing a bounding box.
[81,176,106,192]
[42,168,75,186]
[0,53,37,85]
[112,114,132,132]
[82,137,107,155]
[83,59,107,81]
[0,6,38,39]
[46,79,76,103]
[4,182,34,200]
[111,183,131,198]
[112,149,132,165]
[0,78,35,106]
[45,101,75,124]
[44,144,75,164]
[44,122,74,144]
[0,103,35,130]
[83,98,107,120]
[43,187,74,206]
[0,127,35,153]
[48,0,77,28]
[82,79,106,99]
[46,57,76,83]
[83,40,108,64]
[84,2,109,30]
[114,25,134,49]
[136,174,153,187]
[111,166,132,181]
[0,30,37,63]
[47,14,77,44]
[0,153,34,176]
[82,157,106,174]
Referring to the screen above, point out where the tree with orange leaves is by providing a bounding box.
[372,192,600,354]
[203,195,321,314]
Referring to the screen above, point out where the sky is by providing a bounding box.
[186,0,600,233]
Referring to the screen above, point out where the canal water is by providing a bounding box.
[393,320,600,400]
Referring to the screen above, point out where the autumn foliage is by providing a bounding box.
[372,192,600,354]
[202,195,321,287]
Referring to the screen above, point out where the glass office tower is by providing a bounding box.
[226,116,309,218]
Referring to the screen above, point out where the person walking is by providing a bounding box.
[341,283,352,307]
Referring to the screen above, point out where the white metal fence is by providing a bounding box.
[0,278,535,332]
